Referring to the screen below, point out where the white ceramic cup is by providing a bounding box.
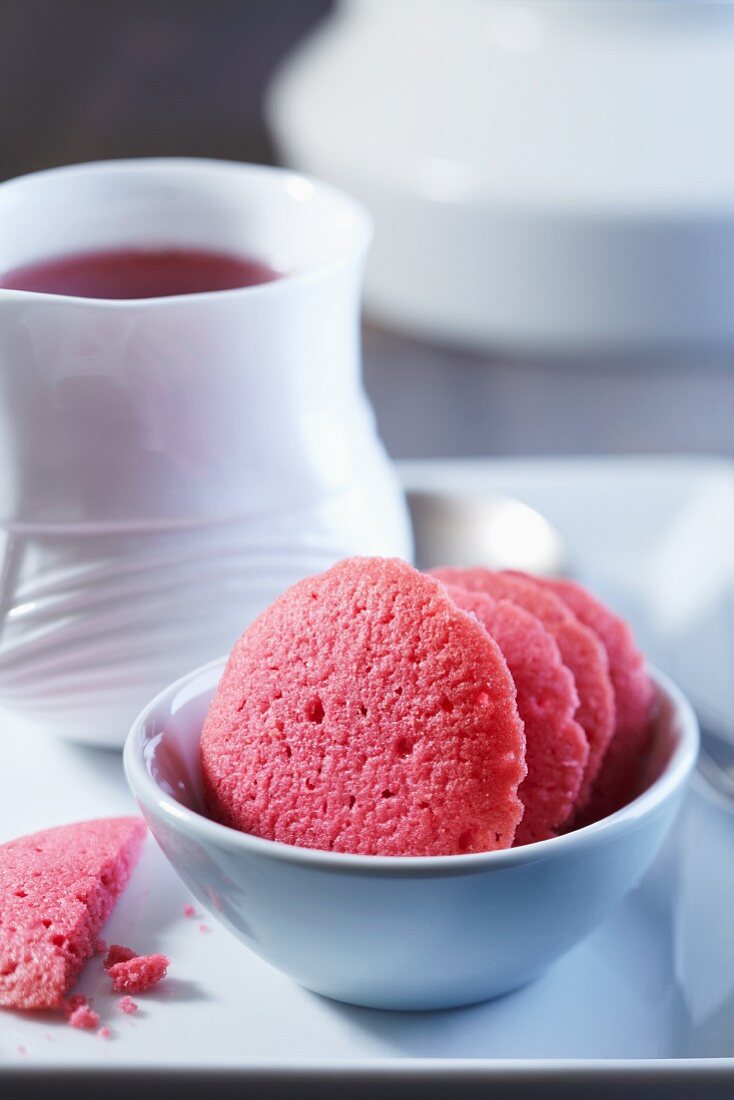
[125,661,698,1011]
[0,159,411,746]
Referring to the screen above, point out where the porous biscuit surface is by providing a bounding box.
[444,584,588,844]
[540,576,656,821]
[0,818,146,1010]
[431,567,615,808]
[201,557,527,856]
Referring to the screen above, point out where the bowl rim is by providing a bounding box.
[124,657,699,878]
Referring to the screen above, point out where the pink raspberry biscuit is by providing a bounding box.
[431,567,615,809]
[539,577,657,821]
[0,818,146,1010]
[443,584,588,845]
[201,557,527,856]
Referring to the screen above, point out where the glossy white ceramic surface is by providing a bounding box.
[0,159,411,745]
[125,662,696,1012]
[269,1,734,351]
[2,457,734,1095]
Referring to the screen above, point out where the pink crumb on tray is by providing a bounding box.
[63,992,102,1032]
[68,1004,100,1030]
[107,953,169,994]
[104,944,136,969]
[98,1026,111,1039]
[62,993,88,1017]
[0,817,146,1010]
[183,904,196,918]
[118,995,138,1014]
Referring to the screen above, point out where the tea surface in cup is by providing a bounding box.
[0,246,281,299]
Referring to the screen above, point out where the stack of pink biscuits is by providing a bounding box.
[201,557,657,856]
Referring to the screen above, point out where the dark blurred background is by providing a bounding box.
[0,0,328,175]
[0,0,731,461]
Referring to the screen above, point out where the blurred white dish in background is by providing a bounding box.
[268,0,734,352]
[0,158,410,747]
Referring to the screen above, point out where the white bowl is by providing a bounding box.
[124,659,698,1011]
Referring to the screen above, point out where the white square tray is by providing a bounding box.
[3,456,734,1098]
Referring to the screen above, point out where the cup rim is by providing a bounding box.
[0,157,373,309]
[124,656,699,878]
